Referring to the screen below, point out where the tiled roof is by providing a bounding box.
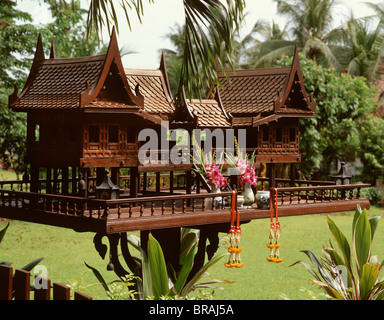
[125,69,175,115]
[12,56,105,110]
[215,67,291,115]
[186,99,231,128]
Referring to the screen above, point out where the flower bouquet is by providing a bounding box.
[226,140,257,207]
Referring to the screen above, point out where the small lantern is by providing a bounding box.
[332,162,353,185]
[96,169,120,200]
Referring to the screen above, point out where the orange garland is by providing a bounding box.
[225,191,244,268]
[267,188,283,263]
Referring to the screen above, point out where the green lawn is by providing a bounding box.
[1,205,383,300]
[0,168,18,181]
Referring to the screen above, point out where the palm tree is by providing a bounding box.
[273,0,341,70]
[246,19,295,68]
[85,0,246,100]
[330,16,384,81]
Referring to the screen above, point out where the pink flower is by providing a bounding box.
[235,159,257,186]
[204,162,227,188]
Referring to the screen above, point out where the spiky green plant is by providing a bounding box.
[86,229,232,300]
[291,205,384,300]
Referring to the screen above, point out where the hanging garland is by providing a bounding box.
[267,187,283,263]
[225,191,244,268]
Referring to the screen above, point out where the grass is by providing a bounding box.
[0,168,18,181]
[1,206,383,300]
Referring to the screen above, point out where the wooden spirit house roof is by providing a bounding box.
[125,52,175,117]
[171,87,232,128]
[208,46,316,127]
[8,28,166,125]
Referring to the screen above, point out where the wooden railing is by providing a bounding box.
[0,189,234,221]
[0,170,338,196]
[272,184,370,206]
[0,265,92,300]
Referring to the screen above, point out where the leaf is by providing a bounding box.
[369,216,381,241]
[327,216,352,273]
[179,231,198,265]
[146,233,169,299]
[289,259,322,282]
[311,279,346,300]
[299,250,343,291]
[174,240,198,294]
[84,261,110,292]
[180,252,228,297]
[352,204,363,237]
[139,247,153,299]
[359,263,380,300]
[324,247,352,288]
[353,209,372,276]
[0,222,10,245]
[126,234,141,251]
[21,257,45,272]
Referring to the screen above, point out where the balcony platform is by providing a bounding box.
[0,184,371,234]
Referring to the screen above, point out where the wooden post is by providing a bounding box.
[34,276,51,300]
[0,265,13,300]
[290,163,296,187]
[156,172,161,193]
[53,168,59,194]
[53,283,70,300]
[30,165,39,193]
[130,167,138,198]
[111,167,120,186]
[170,171,174,194]
[14,269,30,300]
[74,291,92,300]
[71,166,77,195]
[46,167,52,194]
[143,172,147,194]
[62,167,69,195]
[269,163,276,189]
[186,170,192,194]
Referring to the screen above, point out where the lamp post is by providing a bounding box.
[332,162,353,185]
[332,162,353,200]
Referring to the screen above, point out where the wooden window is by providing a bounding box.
[109,126,119,143]
[127,128,136,144]
[262,126,269,142]
[89,125,99,143]
[289,128,296,142]
[276,127,283,142]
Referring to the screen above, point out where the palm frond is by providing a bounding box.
[86,0,245,100]
[253,43,295,68]
[302,37,341,71]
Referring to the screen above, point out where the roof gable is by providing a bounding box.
[274,46,316,115]
[125,53,175,115]
[171,87,231,128]
[211,46,316,119]
[215,67,291,115]
[9,28,144,111]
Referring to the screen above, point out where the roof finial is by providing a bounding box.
[34,33,45,62]
[49,39,56,59]
[159,50,173,100]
